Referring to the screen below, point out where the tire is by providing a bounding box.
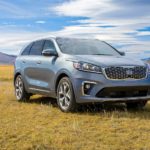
[126,101,147,110]
[14,75,30,102]
[57,77,77,112]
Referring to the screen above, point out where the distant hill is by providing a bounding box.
[142,57,150,64]
[0,52,16,64]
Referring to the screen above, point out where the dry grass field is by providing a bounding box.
[0,65,150,150]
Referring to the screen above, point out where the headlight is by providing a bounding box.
[73,62,102,73]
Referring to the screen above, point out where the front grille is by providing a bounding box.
[104,66,147,80]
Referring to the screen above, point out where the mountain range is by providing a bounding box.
[0,52,16,64]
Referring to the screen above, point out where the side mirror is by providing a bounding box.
[119,51,125,56]
[42,49,58,57]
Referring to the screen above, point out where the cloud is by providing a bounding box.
[53,0,116,17]
[35,21,46,24]
[0,28,48,55]
[52,0,150,58]
[137,31,150,36]
[0,1,34,18]
[0,0,57,19]
[53,0,150,19]
[0,0,149,59]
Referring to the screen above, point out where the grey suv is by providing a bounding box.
[14,37,150,112]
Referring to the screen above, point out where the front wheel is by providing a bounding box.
[57,77,77,112]
[126,101,147,110]
[15,75,30,102]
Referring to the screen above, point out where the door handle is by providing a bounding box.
[37,61,41,64]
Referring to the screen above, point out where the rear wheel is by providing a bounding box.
[126,101,147,110]
[57,77,77,112]
[15,75,30,102]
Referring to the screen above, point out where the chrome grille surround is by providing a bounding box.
[103,66,147,80]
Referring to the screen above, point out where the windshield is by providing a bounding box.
[56,37,120,56]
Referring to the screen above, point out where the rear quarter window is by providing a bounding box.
[21,43,33,55]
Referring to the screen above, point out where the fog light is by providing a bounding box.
[85,83,91,89]
[82,81,97,95]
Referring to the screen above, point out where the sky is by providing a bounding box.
[0,0,150,59]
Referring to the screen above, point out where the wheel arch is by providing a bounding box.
[14,72,21,85]
[55,73,70,92]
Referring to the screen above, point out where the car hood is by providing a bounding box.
[66,55,145,67]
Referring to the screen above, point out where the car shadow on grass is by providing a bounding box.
[27,96,58,107]
[25,96,150,118]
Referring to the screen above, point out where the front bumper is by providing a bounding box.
[71,70,150,103]
[79,95,150,103]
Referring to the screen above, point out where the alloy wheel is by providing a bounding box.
[15,76,23,100]
[58,81,71,110]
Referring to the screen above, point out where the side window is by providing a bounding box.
[43,40,56,52]
[29,40,44,55]
[21,43,33,55]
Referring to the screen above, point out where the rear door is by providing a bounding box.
[19,42,33,89]
[24,40,45,90]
